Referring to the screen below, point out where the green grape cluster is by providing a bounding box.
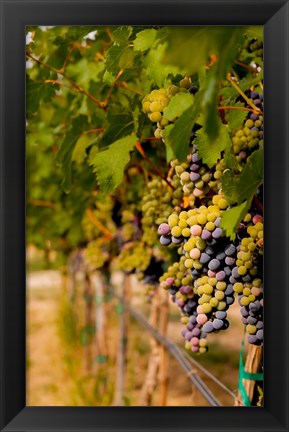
[232,117,263,159]
[82,196,117,241]
[117,242,151,274]
[142,78,191,139]
[84,238,110,270]
[141,178,174,246]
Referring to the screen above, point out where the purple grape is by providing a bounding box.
[216,251,226,260]
[190,172,200,181]
[225,244,236,256]
[158,223,170,235]
[225,256,235,266]
[185,331,193,341]
[247,316,257,325]
[224,285,234,296]
[248,334,258,344]
[190,164,200,172]
[201,230,212,240]
[213,319,224,330]
[203,322,214,333]
[226,296,234,305]
[216,311,227,319]
[192,328,201,337]
[256,321,263,329]
[216,270,226,281]
[200,253,211,264]
[208,259,221,271]
[212,228,223,239]
[171,236,183,244]
[205,246,214,256]
[250,113,259,121]
[240,307,249,317]
[160,235,171,246]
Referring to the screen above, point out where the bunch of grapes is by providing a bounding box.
[232,91,263,166]
[141,178,175,246]
[84,238,111,270]
[170,140,227,200]
[142,77,193,139]
[229,218,264,345]
[117,241,152,274]
[181,312,208,354]
[158,194,227,247]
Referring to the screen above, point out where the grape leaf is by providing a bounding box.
[99,110,135,149]
[105,44,124,75]
[222,149,263,204]
[163,92,194,121]
[56,115,89,193]
[220,200,251,240]
[244,26,263,41]
[134,29,157,52]
[162,27,244,76]
[26,76,58,117]
[103,70,115,86]
[164,95,200,162]
[195,123,232,168]
[112,26,132,45]
[227,103,248,132]
[144,43,179,86]
[90,134,137,193]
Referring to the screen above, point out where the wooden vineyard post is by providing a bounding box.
[83,271,94,373]
[235,344,263,406]
[114,273,131,406]
[158,288,169,406]
[140,288,160,406]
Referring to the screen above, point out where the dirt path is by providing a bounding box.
[26,271,75,406]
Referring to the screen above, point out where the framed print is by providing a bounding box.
[0,0,289,431]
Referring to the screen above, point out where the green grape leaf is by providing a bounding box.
[90,134,137,193]
[66,58,105,90]
[26,76,58,117]
[164,96,200,162]
[162,27,244,76]
[105,44,124,75]
[220,200,251,240]
[112,26,132,45]
[144,43,179,86]
[222,149,263,204]
[99,109,135,148]
[163,92,195,121]
[133,29,157,52]
[244,26,263,41]
[227,103,248,132]
[195,123,232,168]
[56,115,89,193]
[103,70,115,86]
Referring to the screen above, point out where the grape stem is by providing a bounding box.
[27,52,104,108]
[29,199,58,209]
[82,128,105,135]
[218,106,259,114]
[227,73,263,115]
[86,208,114,239]
[135,142,175,191]
[116,81,143,95]
[234,60,258,75]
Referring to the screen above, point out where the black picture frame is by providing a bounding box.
[0,1,288,431]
